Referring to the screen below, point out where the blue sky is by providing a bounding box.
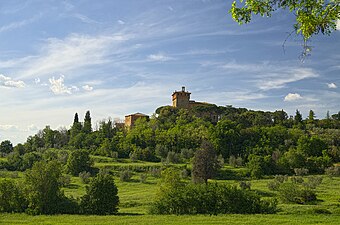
[0,0,339,144]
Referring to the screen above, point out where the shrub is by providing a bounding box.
[111,151,119,159]
[294,168,309,176]
[149,167,161,178]
[150,183,277,215]
[119,169,132,182]
[139,173,147,183]
[166,151,180,164]
[268,176,321,204]
[239,181,251,190]
[180,148,194,161]
[129,152,138,162]
[60,174,72,187]
[0,179,27,213]
[80,173,119,215]
[79,171,91,184]
[325,166,340,176]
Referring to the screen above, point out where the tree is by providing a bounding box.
[294,110,303,125]
[83,110,92,134]
[230,0,340,56]
[0,140,13,154]
[24,160,67,214]
[70,113,82,139]
[80,172,119,215]
[66,150,93,176]
[0,179,27,213]
[308,110,315,123]
[192,140,220,184]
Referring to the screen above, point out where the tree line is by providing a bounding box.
[1,107,339,178]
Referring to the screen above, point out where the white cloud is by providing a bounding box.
[26,124,38,132]
[284,93,303,102]
[73,14,99,24]
[0,124,19,131]
[17,34,129,79]
[327,82,337,89]
[148,53,173,61]
[82,85,93,91]
[0,74,25,88]
[49,75,76,95]
[118,20,125,25]
[258,68,318,90]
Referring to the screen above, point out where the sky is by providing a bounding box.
[0,0,339,145]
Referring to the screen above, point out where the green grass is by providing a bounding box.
[1,159,340,224]
[1,214,340,225]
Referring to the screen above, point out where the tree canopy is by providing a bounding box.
[230,0,340,55]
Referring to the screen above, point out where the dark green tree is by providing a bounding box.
[70,113,82,139]
[80,172,119,215]
[192,140,220,184]
[66,150,93,176]
[294,110,303,125]
[0,179,27,213]
[308,110,315,123]
[83,111,92,134]
[24,160,67,214]
[0,140,13,154]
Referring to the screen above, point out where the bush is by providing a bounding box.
[166,151,180,164]
[239,181,251,190]
[149,167,162,178]
[150,183,277,215]
[0,179,27,213]
[294,168,309,176]
[325,166,340,176]
[60,174,72,187]
[120,169,132,182]
[80,173,119,215]
[139,173,147,183]
[268,176,321,204]
[229,155,243,167]
[79,171,91,184]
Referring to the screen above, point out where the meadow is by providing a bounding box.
[1,156,340,224]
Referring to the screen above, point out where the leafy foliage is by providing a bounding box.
[230,0,340,53]
[151,181,277,215]
[80,172,119,215]
[66,150,93,176]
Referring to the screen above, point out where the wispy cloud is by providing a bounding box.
[327,82,337,89]
[0,14,41,33]
[82,85,93,91]
[284,93,303,102]
[257,68,318,90]
[0,74,25,88]
[0,124,19,131]
[118,20,125,25]
[17,34,128,79]
[148,53,174,61]
[73,13,100,24]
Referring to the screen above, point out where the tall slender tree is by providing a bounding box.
[83,111,92,134]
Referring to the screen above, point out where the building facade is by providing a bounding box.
[125,113,149,128]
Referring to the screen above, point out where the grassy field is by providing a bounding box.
[1,156,340,224]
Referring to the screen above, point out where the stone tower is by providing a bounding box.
[172,86,191,109]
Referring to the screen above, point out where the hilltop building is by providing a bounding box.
[172,86,211,109]
[125,113,149,128]
[172,86,219,123]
